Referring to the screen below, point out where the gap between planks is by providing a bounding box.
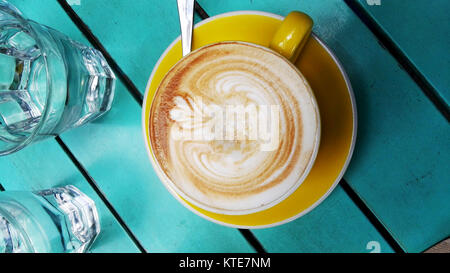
[57,0,267,254]
[194,0,404,254]
[341,180,405,252]
[57,0,143,106]
[343,0,450,122]
[55,0,412,253]
[55,136,147,253]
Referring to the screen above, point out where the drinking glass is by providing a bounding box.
[0,185,100,253]
[0,1,115,155]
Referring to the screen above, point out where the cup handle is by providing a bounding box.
[269,11,314,63]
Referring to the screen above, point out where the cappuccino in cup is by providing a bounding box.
[150,42,320,214]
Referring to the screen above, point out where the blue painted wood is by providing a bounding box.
[356,0,450,106]
[60,0,396,252]
[196,0,450,252]
[67,0,204,94]
[12,0,446,253]
[254,186,394,253]
[1,0,142,253]
[0,139,139,253]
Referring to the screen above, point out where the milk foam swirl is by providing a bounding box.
[150,42,319,213]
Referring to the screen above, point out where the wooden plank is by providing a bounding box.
[355,0,450,106]
[424,238,450,253]
[254,186,395,253]
[196,0,450,252]
[0,139,139,253]
[67,0,204,94]
[2,0,141,253]
[61,0,397,252]
[9,0,254,252]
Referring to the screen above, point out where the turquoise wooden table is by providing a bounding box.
[1,0,448,253]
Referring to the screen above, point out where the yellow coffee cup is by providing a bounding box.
[270,11,314,62]
[143,10,356,227]
[145,10,320,216]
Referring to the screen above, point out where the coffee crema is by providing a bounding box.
[150,42,320,214]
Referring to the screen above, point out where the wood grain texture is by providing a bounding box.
[60,0,395,252]
[196,0,450,252]
[355,0,450,107]
[424,238,450,253]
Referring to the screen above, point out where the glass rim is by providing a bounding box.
[0,1,54,155]
[0,197,36,252]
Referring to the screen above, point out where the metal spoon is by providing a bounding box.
[177,0,195,56]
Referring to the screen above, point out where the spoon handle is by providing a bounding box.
[177,0,195,56]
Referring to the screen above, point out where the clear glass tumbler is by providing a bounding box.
[0,185,100,253]
[0,1,115,155]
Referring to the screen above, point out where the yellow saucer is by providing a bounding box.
[142,11,357,228]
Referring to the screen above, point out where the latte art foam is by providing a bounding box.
[150,42,320,213]
[169,94,281,151]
